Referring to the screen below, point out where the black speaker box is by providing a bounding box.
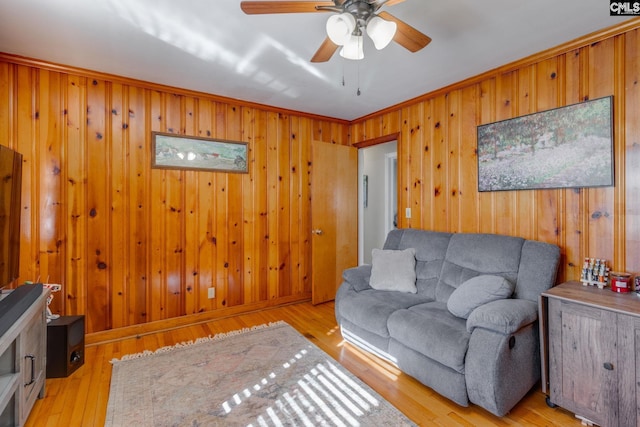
[46,315,85,378]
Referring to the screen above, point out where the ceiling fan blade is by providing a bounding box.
[380,0,406,6]
[240,1,335,14]
[310,37,339,62]
[371,0,405,13]
[378,11,431,52]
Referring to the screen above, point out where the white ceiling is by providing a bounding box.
[0,0,635,121]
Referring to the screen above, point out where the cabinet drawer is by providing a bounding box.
[20,305,46,423]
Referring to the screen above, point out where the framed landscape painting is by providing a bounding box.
[152,132,248,173]
[477,96,613,192]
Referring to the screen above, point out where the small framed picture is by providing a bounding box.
[151,132,248,173]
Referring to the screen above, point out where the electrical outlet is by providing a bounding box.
[207,287,216,299]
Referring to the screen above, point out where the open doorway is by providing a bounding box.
[358,140,398,265]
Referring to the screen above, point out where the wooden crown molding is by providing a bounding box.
[354,18,640,123]
[0,52,350,126]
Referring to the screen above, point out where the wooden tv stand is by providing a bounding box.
[0,284,48,426]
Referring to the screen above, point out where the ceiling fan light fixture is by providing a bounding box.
[339,34,364,60]
[367,16,397,50]
[326,13,356,46]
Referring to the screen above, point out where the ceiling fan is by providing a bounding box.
[240,0,432,62]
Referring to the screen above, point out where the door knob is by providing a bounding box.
[312,229,324,235]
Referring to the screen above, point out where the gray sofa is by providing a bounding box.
[335,228,560,416]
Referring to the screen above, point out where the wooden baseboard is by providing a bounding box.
[85,294,311,346]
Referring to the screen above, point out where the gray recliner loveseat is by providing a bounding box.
[335,228,560,416]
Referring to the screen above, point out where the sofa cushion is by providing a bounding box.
[387,301,470,374]
[384,229,452,298]
[436,234,523,302]
[337,288,432,338]
[447,275,515,319]
[370,248,417,293]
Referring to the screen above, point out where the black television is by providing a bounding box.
[0,145,23,289]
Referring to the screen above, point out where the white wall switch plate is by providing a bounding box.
[405,208,411,219]
[207,287,216,299]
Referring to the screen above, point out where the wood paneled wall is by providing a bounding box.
[1,20,639,335]
[351,22,640,283]
[0,57,349,333]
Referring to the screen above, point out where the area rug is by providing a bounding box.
[105,321,415,427]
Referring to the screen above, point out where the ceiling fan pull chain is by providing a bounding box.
[357,60,361,96]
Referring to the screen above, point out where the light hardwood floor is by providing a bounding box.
[26,301,580,426]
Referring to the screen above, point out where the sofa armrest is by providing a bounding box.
[342,265,372,292]
[466,299,538,335]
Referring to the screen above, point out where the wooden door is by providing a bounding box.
[311,141,358,304]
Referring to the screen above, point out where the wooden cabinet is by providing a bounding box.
[540,282,640,427]
[0,286,47,426]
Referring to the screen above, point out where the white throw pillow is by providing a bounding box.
[447,274,515,319]
[369,248,417,293]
